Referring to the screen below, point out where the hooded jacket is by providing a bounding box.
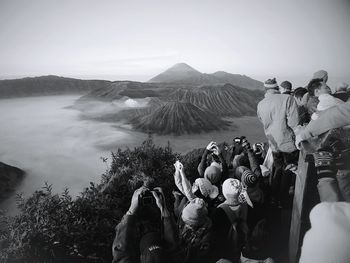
[257,90,299,153]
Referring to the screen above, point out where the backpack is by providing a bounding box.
[218,203,244,262]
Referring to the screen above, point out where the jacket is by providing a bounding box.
[296,101,350,142]
[257,91,299,153]
[112,213,181,263]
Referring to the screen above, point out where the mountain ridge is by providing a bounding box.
[0,75,112,98]
[149,63,264,90]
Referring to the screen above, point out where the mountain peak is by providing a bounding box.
[168,63,200,73]
[149,63,202,83]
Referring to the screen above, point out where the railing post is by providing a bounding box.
[289,148,319,263]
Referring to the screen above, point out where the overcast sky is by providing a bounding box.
[0,0,349,86]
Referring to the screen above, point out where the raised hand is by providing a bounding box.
[212,145,221,156]
[174,160,183,171]
[206,141,216,151]
[128,186,147,214]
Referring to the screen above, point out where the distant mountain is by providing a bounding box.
[149,63,264,90]
[77,81,163,102]
[0,75,111,98]
[131,101,231,135]
[168,84,263,116]
[0,162,25,201]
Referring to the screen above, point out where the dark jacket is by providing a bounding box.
[211,203,248,263]
[178,217,214,263]
[333,91,350,102]
[112,214,181,263]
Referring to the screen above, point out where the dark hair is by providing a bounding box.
[307,78,323,96]
[293,87,308,99]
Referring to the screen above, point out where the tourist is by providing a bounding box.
[178,197,214,263]
[301,70,328,115]
[295,101,350,148]
[279,81,292,95]
[308,78,344,120]
[293,87,310,125]
[112,186,180,263]
[173,160,220,215]
[198,141,228,185]
[211,178,248,263]
[257,78,299,207]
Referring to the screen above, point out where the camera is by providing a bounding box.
[139,188,160,207]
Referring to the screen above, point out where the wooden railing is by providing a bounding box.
[289,145,320,263]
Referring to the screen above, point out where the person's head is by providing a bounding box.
[307,78,331,97]
[181,198,208,227]
[312,70,328,83]
[293,87,308,106]
[279,81,292,94]
[264,78,279,93]
[192,178,219,200]
[204,165,222,185]
[240,169,258,188]
[222,178,242,205]
[140,232,163,263]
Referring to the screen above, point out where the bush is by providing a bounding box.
[0,138,229,263]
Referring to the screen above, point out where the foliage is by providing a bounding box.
[0,138,191,263]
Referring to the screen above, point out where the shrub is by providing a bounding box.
[0,138,227,263]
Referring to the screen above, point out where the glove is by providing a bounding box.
[313,151,336,179]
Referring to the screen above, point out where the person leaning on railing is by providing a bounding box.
[295,101,350,203]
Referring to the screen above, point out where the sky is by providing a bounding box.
[0,0,349,86]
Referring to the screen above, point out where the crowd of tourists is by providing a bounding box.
[111,70,350,263]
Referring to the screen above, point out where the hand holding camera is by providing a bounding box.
[206,141,217,151]
[128,186,148,215]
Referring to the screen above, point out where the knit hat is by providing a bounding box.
[204,165,222,184]
[192,178,219,199]
[312,70,328,82]
[313,151,335,179]
[299,202,350,263]
[222,178,242,205]
[264,78,278,90]
[140,232,163,263]
[280,81,292,91]
[181,198,208,227]
[241,169,258,187]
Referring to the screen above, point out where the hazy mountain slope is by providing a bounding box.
[77,81,169,102]
[0,162,25,201]
[131,101,231,135]
[168,84,263,116]
[149,63,264,90]
[211,71,263,90]
[149,63,203,83]
[0,75,111,98]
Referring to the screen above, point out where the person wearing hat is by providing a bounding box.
[112,186,181,263]
[301,70,329,115]
[173,160,220,216]
[198,141,228,185]
[178,197,214,263]
[308,78,344,120]
[279,81,292,95]
[211,179,249,263]
[257,78,299,208]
